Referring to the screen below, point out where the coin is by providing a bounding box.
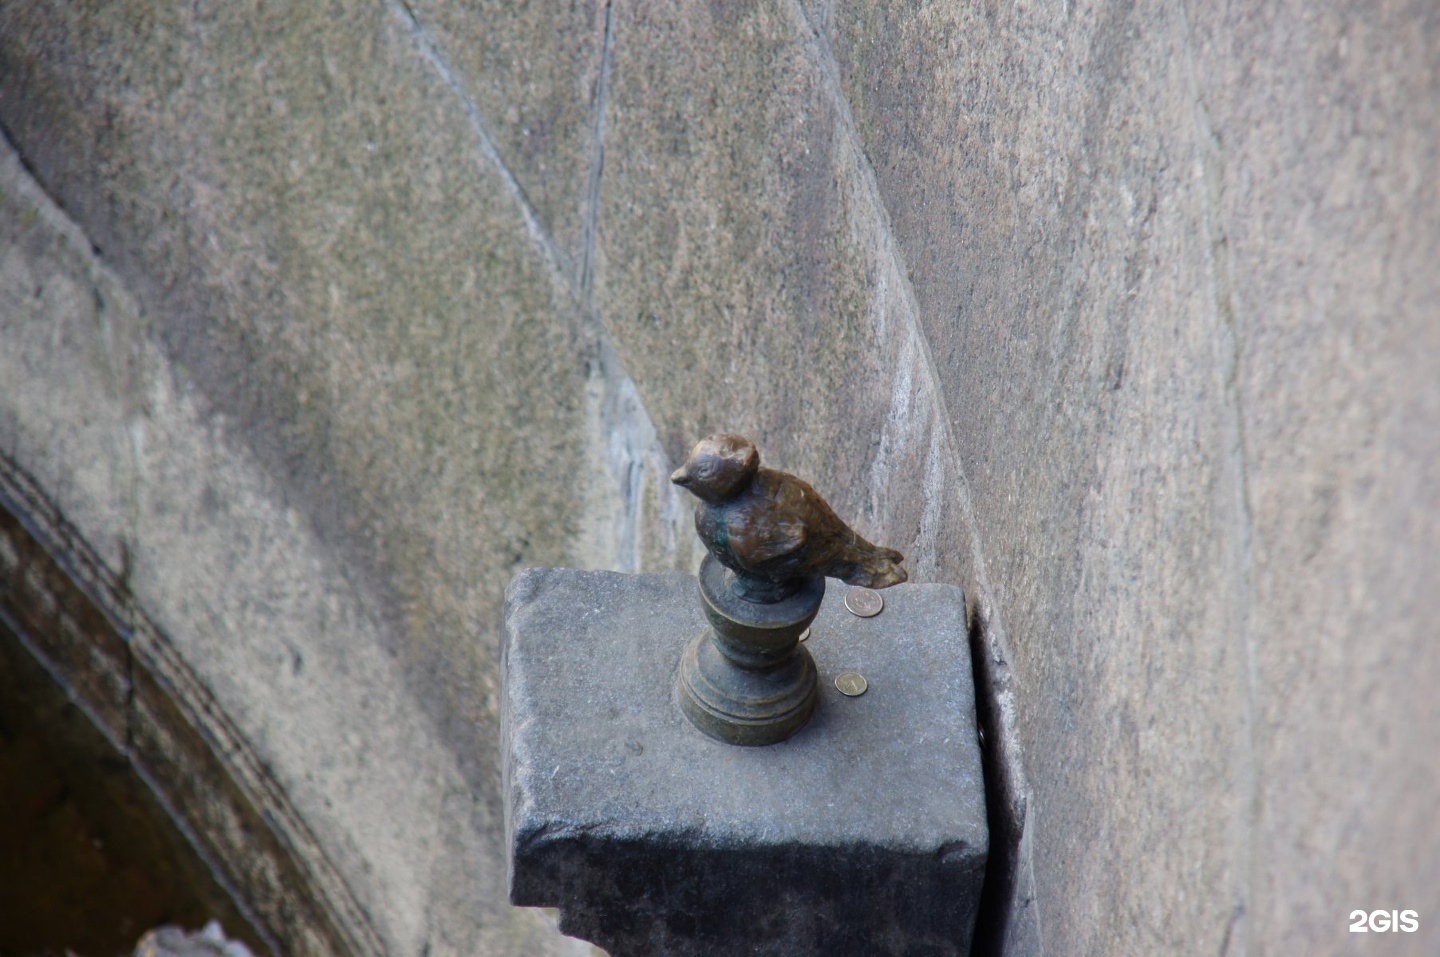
[844,587,884,618]
[798,627,811,642]
[834,671,868,696]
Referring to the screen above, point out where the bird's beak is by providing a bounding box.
[670,466,693,489]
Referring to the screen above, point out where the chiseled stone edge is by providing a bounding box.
[502,567,987,955]
[0,450,384,957]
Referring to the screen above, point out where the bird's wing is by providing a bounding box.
[746,516,807,564]
[743,475,811,564]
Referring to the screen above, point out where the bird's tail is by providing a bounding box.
[836,545,907,589]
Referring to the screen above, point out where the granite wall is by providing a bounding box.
[1,0,1436,954]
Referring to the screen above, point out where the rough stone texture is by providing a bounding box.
[503,568,986,955]
[135,922,257,957]
[815,2,1440,952]
[0,461,357,957]
[1,0,1438,954]
[0,128,612,956]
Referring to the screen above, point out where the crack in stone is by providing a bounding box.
[0,134,387,957]
[386,0,580,298]
[1178,5,1260,955]
[383,0,691,581]
[581,0,616,302]
[793,4,1038,954]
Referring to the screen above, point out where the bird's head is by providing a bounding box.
[670,433,760,503]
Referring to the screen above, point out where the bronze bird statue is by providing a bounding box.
[670,432,907,600]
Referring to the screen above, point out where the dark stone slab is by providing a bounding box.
[502,568,987,956]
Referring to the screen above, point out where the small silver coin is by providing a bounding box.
[798,627,811,642]
[834,671,869,697]
[844,587,884,618]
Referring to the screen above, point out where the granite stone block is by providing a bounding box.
[503,567,987,956]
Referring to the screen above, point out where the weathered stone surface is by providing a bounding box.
[2,0,1438,953]
[596,3,899,498]
[134,922,256,957]
[0,54,623,957]
[394,0,610,269]
[820,2,1440,953]
[504,568,985,956]
[821,3,1259,951]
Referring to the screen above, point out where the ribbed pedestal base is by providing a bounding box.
[676,555,823,746]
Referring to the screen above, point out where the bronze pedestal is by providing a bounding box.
[677,555,823,745]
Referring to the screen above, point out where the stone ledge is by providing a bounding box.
[503,567,986,956]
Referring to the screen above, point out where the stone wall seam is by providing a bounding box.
[0,450,386,957]
[1177,4,1262,952]
[580,0,616,300]
[791,3,1040,952]
[384,0,580,290]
